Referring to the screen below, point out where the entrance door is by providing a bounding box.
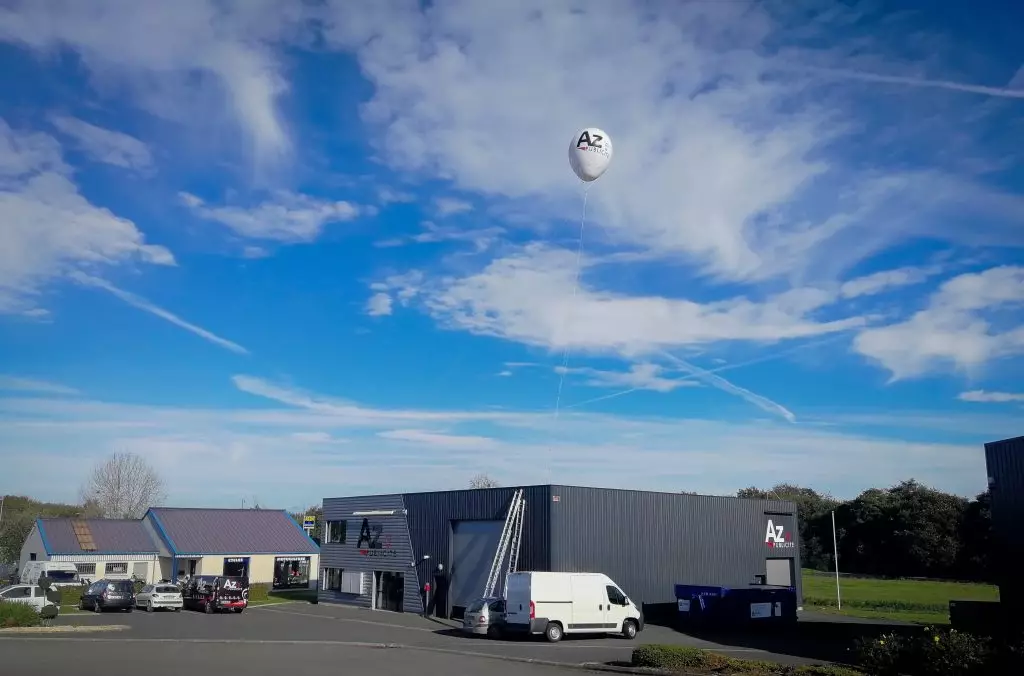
[766,558,794,586]
[374,572,405,612]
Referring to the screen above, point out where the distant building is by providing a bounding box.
[19,508,320,589]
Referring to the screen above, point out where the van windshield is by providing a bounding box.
[47,571,78,581]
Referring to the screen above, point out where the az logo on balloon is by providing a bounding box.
[575,130,609,156]
[764,520,795,549]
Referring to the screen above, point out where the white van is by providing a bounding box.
[20,562,81,587]
[503,571,644,643]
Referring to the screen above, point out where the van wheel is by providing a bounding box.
[544,622,563,643]
[621,619,638,640]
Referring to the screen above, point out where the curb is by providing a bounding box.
[579,663,675,675]
[0,624,130,634]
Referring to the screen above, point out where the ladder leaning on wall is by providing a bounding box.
[481,488,526,600]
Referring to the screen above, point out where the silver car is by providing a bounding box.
[462,597,505,638]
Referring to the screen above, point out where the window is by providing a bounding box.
[75,563,97,576]
[1,586,31,599]
[273,556,310,589]
[105,562,128,575]
[325,520,347,544]
[29,553,36,561]
[606,586,627,606]
[324,567,342,592]
[340,571,364,594]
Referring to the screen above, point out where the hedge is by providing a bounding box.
[854,626,1024,676]
[804,596,950,614]
[0,600,42,628]
[631,645,863,675]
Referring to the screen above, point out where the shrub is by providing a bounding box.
[248,583,270,603]
[631,645,863,675]
[0,600,42,628]
[855,626,991,676]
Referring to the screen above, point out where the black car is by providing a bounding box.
[183,575,249,614]
[80,579,135,612]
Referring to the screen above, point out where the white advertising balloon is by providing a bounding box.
[568,127,613,182]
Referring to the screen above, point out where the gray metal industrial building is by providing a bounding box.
[984,435,1024,621]
[319,485,802,618]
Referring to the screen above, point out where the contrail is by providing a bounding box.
[70,272,250,355]
[802,66,1024,99]
[564,334,847,411]
[659,350,796,423]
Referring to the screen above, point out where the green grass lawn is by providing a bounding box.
[801,569,999,625]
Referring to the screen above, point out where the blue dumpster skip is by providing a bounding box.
[675,584,797,628]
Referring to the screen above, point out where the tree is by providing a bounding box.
[289,504,323,544]
[469,473,501,489]
[81,453,165,519]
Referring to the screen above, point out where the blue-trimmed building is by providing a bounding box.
[19,508,320,589]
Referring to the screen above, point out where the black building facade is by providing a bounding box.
[985,436,1024,614]
[319,485,802,617]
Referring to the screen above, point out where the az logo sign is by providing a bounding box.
[764,520,795,549]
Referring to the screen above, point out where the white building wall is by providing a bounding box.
[18,524,48,570]
[48,554,160,584]
[196,553,319,588]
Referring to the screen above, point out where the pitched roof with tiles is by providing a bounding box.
[39,518,160,555]
[147,508,319,556]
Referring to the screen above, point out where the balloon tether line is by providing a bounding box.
[552,182,590,424]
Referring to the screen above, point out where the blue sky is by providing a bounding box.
[0,0,1022,512]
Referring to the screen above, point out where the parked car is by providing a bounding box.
[183,575,248,614]
[80,579,135,613]
[504,571,643,642]
[135,583,183,612]
[461,596,505,637]
[0,584,54,613]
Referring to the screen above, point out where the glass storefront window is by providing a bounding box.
[223,557,249,578]
[273,556,310,589]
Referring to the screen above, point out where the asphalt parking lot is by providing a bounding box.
[0,601,830,674]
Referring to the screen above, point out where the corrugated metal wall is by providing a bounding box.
[548,486,803,607]
[985,435,1024,610]
[320,494,421,613]
[402,485,552,613]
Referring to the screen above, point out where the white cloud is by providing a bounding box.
[0,0,301,169]
[0,375,78,396]
[48,115,153,170]
[0,377,1002,504]
[377,428,498,449]
[0,118,174,314]
[958,390,1024,404]
[563,363,698,394]
[854,266,1024,380]
[840,265,941,299]
[375,220,503,251]
[323,2,1022,285]
[434,197,473,217]
[180,191,361,243]
[374,245,864,357]
[377,187,415,205]
[365,292,393,317]
[71,273,249,355]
